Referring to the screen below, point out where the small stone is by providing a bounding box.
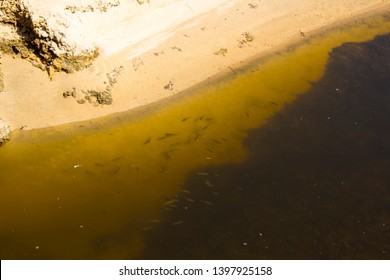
[164,80,174,91]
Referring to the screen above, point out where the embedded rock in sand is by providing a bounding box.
[0,118,10,145]
[0,0,143,73]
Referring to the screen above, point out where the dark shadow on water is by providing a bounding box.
[140,34,390,259]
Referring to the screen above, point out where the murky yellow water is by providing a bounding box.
[1,15,389,259]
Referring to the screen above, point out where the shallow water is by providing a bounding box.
[0,15,389,259]
[142,32,390,260]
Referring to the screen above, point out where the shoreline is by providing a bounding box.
[1,0,390,132]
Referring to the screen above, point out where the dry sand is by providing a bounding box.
[1,0,390,131]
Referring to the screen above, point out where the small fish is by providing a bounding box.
[181,117,190,122]
[109,167,121,175]
[131,165,139,173]
[205,117,215,121]
[245,112,250,118]
[144,137,151,144]
[186,198,195,203]
[205,180,215,187]
[162,199,179,206]
[194,133,201,141]
[111,156,123,162]
[141,227,153,231]
[205,147,214,153]
[172,220,184,225]
[158,133,177,140]
[95,163,105,167]
[180,189,191,194]
[194,115,205,122]
[270,101,279,106]
[211,139,222,144]
[202,125,209,131]
[197,172,209,176]
[162,151,171,160]
[199,200,213,206]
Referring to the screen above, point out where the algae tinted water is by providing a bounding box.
[0,16,389,259]
[142,33,390,259]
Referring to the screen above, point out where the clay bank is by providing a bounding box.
[0,0,389,136]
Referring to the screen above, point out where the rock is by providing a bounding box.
[0,0,124,73]
[83,88,113,105]
[0,0,154,73]
[0,118,10,145]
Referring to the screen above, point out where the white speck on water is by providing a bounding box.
[80,225,84,229]
[35,246,40,250]
[73,164,82,169]
[259,233,263,236]
[243,242,248,246]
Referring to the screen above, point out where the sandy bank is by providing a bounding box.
[1,0,390,132]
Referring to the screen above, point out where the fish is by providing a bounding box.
[144,137,151,144]
[199,200,213,206]
[172,221,184,225]
[109,167,121,175]
[181,117,190,122]
[158,133,177,140]
[131,165,139,173]
[194,133,201,141]
[111,156,123,162]
[205,180,215,187]
[194,115,205,122]
[162,151,171,160]
[162,199,179,206]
